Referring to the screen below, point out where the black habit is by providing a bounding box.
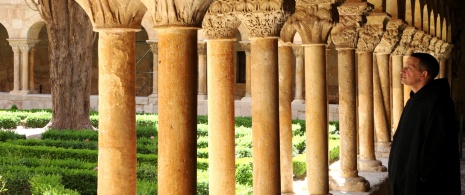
[388,78,461,195]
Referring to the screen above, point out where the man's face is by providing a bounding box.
[401,56,427,90]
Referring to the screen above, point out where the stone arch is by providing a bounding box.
[34,25,50,93]
[422,4,428,33]
[20,13,44,39]
[435,14,441,38]
[441,18,447,41]
[141,13,157,40]
[405,0,413,25]
[135,27,152,96]
[0,23,13,92]
[280,20,297,43]
[429,11,435,36]
[414,0,421,29]
[27,21,46,40]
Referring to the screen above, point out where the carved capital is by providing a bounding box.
[357,13,388,52]
[75,0,146,30]
[409,30,425,53]
[331,2,370,48]
[428,37,439,54]
[281,2,334,44]
[198,42,207,55]
[415,33,432,53]
[292,45,304,57]
[203,1,241,40]
[374,18,406,54]
[392,26,416,55]
[147,41,158,54]
[438,42,454,61]
[7,39,39,53]
[234,0,292,37]
[141,0,213,28]
[240,41,251,55]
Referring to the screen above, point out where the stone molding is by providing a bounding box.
[281,2,334,44]
[331,2,371,49]
[141,0,213,28]
[292,45,304,57]
[357,13,389,52]
[197,42,207,55]
[374,18,406,54]
[240,41,251,55]
[392,26,416,55]
[202,1,241,40]
[234,0,292,37]
[75,0,146,30]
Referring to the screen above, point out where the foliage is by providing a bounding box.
[293,154,307,178]
[0,113,20,129]
[29,174,79,195]
[0,175,7,193]
[25,112,52,128]
[0,130,26,142]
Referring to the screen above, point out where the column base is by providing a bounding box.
[9,90,21,94]
[329,173,370,192]
[241,96,252,102]
[375,142,391,159]
[197,94,208,100]
[357,159,387,172]
[291,99,305,104]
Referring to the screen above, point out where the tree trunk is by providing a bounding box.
[40,0,94,130]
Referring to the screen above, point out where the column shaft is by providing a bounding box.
[294,47,304,103]
[151,44,158,95]
[251,37,280,194]
[376,54,391,133]
[21,48,30,92]
[439,60,446,78]
[12,46,20,92]
[207,39,236,195]
[373,55,390,143]
[392,55,404,134]
[278,45,293,193]
[158,28,198,194]
[403,56,411,105]
[198,43,207,99]
[29,48,36,93]
[97,31,137,195]
[305,44,329,194]
[245,52,251,97]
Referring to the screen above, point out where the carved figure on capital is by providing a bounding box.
[357,13,389,53]
[203,1,241,40]
[331,2,371,48]
[408,30,425,54]
[392,26,416,55]
[415,33,432,53]
[428,37,439,55]
[375,19,406,54]
[233,0,293,37]
[438,42,454,61]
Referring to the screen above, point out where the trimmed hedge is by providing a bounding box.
[0,130,26,141]
[25,112,51,128]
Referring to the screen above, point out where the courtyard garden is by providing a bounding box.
[0,108,340,195]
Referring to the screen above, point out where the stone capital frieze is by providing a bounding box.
[202,14,241,39]
[240,41,251,55]
[7,39,40,53]
[197,42,207,55]
[281,2,334,44]
[428,37,439,54]
[141,0,213,28]
[331,2,370,48]
[292,45,304,57]
[147,41,158,54]
[392,26,416,55]
[234,0,293,37]
[357,13,389,52]
[296,0,334,6]
[438,42,454,61]
[415,33,432,53]
[75,0,146,30]
[409,30,425,54]
[374,18,406,54]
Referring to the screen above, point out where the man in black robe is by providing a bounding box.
[388,52,460,195]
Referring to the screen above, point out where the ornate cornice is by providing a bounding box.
[234,0,293,37]
[357,13,389,52]
[202,1,241,39]
[281,2,334,44]
[197,42,207,55]
[392,26,416,55]
[292,45,304,57]
[141,0,213,28]
[331,2,371,48]
[75,0,146,30]
[374,18,406,54]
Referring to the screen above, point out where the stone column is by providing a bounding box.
[73,1,147,194]
[375,53,391,132]
[356,13,388,172]
[19,44,31,94]
[97,30,138,194]
[373,55,391,155]
[147,40,158,98]
[439,60,446,78]
[240,42,251,101]
[278,41,294,193]
[391,55,403,133]
[330,2,369,192]
[202,8,240,194]
[8,41,20,94]
[29,47,37,93]
[292,45,305,104]
[198,42,207,100]
[403,55,411,105]
[207,39,236,195]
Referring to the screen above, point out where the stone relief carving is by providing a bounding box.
[357,14,389,52]
[331,2,371,48]
[281,2,333,44]
[428,37,438,55]
[392,26,416,55]
[202,1,241,39]
[141,0,213,28]
[234,0,292,37]
[415,33,432,53]
[375,19,406,54]
[438,42,454,61]
[408,30,425,54]
[8,43,20,53]
[75,0,147,29]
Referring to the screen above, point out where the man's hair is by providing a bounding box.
[410,52,439,80]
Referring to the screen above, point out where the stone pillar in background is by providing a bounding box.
[139,1,213,194]
[374,19,406,154]
[147,40,158,98]
[8,40,21,94]
[19,43,31,94]
[280,0,334,193]
[240,41,252,101]
[198,42,207,100]
[292,45,305,104]
[356,13,388,172]
[74,1,146,194]
[278,40,294,193]
[437,42,454,79]
[29,47,37,93]
[202,7,240,194]
[330,1,370,192]
[235,1,291,193]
